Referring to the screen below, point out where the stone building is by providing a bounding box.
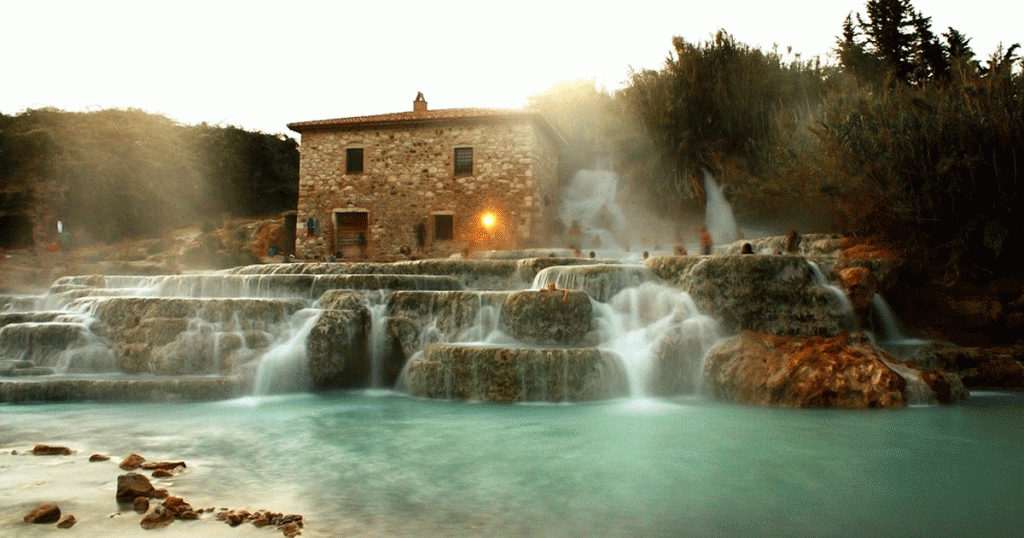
[287,94,563,259]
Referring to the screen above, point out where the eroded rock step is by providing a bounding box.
[405,344,628,403]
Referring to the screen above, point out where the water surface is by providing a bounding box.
[2,391,1021,537]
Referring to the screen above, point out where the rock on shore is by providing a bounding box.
[702,332,972,408]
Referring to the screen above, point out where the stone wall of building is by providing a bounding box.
[295,117,559,259]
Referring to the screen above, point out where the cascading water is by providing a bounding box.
[703,170,740,248]
[558,169,629,252]
[253,308,321,394]
[869,294,929,352]
[591,282,720,397]
[807,260,859,333]
[367,300,389,388]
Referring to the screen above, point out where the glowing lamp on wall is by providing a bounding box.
[481,212,497,231]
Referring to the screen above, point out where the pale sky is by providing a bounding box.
[3,0,1020,136]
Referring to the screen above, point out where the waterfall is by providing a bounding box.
[558,169,628,251]
[703,170,739,247]
[253,309,321,394]
[367,301,388,388]
[869,294,930,359]
[807,261,859,333]
[592,282,721,397]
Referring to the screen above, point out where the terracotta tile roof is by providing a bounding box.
[287,107,565,146]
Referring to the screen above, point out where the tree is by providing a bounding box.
[840,0,963,87]
[858,0,918,83]
[910,12,948,83]
[836,13,886,84]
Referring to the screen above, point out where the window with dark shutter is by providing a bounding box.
[346,148,364,174]
[434,214,454,241]
[454,147,473,176]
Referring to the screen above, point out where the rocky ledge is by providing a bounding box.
[702,332,969,408]
[405,344,629,402]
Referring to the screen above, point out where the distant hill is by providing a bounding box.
[0,107,298,248]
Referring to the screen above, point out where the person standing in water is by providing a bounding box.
[700,226,713,255]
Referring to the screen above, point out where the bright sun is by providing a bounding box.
[481,213,496,229]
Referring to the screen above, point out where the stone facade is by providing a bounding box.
[288,96,562,259]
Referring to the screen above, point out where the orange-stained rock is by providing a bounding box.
[281,521,301,537]
[837,266,877,316]
[116,472,155,503]
[702,332,907,408]
[140,505,174,529]
[162,496,195,518]
[840,239,898,259]
[23,504,61,524]
[56,514,77,528]
[119,453,146,470]
[89,453,110,462]
[32,444,72,456]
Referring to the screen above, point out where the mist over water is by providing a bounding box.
[2,391,1021,538]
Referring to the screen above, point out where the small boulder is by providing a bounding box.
[162,496,195,518]
[116,472,156,503]
[23,503,61,524]
[134,497,150,513]
[281,521,301,537]
[56,515,77,528]
[920,370,969,404]
[89,454,111,462]
[140,505,174,529]
[32,444,72,456]
[119,453,146,470]
[225,511,245,526]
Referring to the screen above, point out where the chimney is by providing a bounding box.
[413,92,427,113]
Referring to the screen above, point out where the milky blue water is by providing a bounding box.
[2,390,1022,537]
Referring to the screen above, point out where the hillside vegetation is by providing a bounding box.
[529,0,1021,283]
[0,108,297,244]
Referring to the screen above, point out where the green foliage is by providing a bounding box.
[816,74,1023,273]
[618,30,838,215]
[0,108,298,242]
[607,0,1022,280]
[185,124,299,218]
[837,0,982,88]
